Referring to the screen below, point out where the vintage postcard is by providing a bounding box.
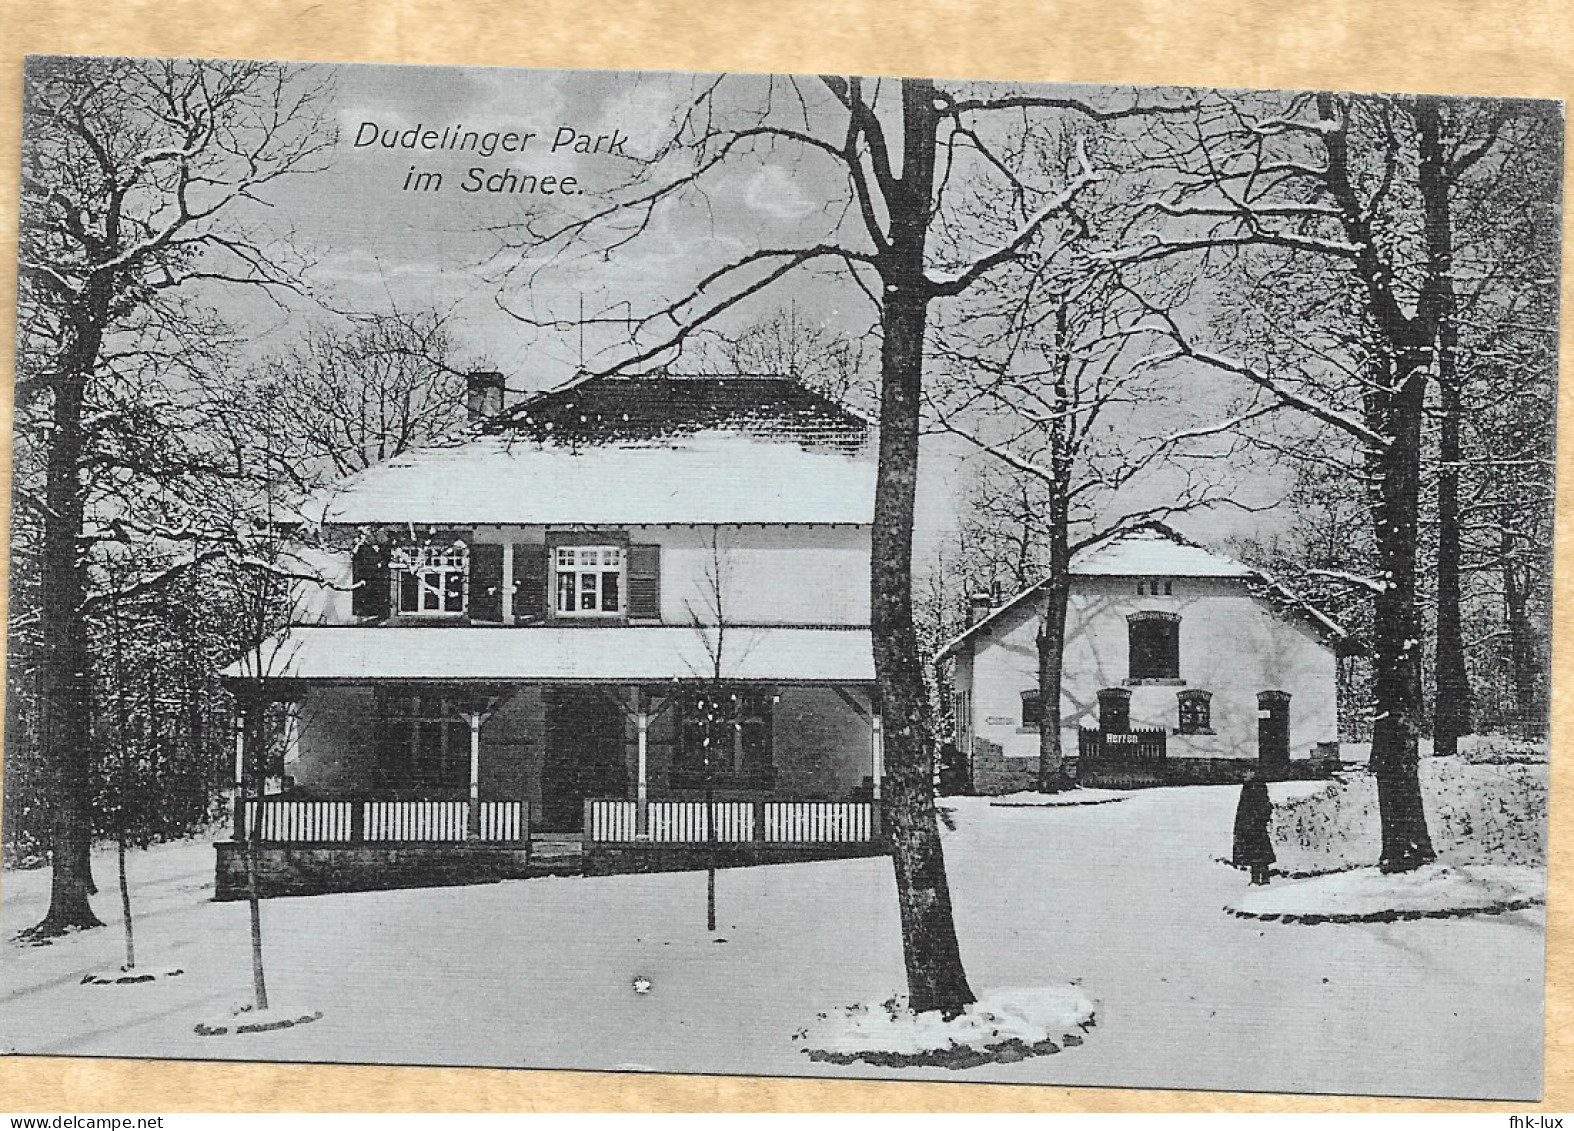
[0,56,1558,1101]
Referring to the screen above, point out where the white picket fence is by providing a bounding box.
[246,799,355,843]
[244,798,527,843]
[584,799,876,845]
[763,801,873,843]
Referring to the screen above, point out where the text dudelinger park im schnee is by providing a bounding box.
[354,120,631,196]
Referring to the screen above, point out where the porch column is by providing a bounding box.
[232,709,247,842]
[464,712,483,840]
[636,707,650,838]
[871,710,884,802]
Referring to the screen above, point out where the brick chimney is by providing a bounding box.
[966,591,994,626]
[465,370,505,421]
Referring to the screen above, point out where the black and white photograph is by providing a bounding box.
[0,55,1559,1101]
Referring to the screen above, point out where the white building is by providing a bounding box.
[218,372,888,896]
[936,526,1350,792]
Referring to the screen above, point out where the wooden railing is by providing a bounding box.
[585,798,879,845]
[1079,727,1168,787]
[364,800,468,842]
[764,800,873,843]
[246,799,356,843]
[241,798,528,844]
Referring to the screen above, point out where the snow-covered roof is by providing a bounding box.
[301,431,876,526]
[222,626,876,684]
[933,524,1352,661]
[1070,528,1255,578]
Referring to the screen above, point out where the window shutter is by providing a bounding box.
[627,544,661,620]
[512,543,548,622]
[351,543,389,620]
[469,543,505,622]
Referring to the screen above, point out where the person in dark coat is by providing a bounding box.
[1232,773,1275,885]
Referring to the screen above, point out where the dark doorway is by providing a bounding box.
[1097,687,1132,733]
[541,687,627,831]
[1258,690,1291,766]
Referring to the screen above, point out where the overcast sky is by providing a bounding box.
[201,60,1299,567]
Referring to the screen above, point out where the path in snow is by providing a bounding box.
[0,787,1544,1099]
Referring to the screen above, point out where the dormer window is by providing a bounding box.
[393,543,468,616]
[555,545,624,616]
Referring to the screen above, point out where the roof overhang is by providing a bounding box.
[222,626,876,685]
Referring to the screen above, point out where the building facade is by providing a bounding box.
[218,373,889,896]
[938,527,1349,792]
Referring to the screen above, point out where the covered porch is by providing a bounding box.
[218,626,888,897]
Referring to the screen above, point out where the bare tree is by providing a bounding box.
[494,74,1191,1015]
[703,305,874,410]
[1122,90,1559,870]
[209,312,472,494]
[14,57,334,936]
[927,184,1257,791]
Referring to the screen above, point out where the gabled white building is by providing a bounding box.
[936,525,1350,792]
[219,373,888,896]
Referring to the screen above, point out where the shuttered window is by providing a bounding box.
[469,543,505,622]
[512,543,548,622]
[627,544,661,620]
[351,543,390,620]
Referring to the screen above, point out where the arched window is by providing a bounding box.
[1177,689,1213,734]
[1128,610,1181,682]
[1020,689,1043,729]
[1096,687,1131,733]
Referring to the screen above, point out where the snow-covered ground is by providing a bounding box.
[0,786,1545,1099]
[1226,863,1545,923]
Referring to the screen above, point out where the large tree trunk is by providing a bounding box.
[1432,373,1470,757]
[869,78,975,1019]
[1036,523,1071,793]
[25,298,106,938]
[1427,101,1471,760]
[1368,356,1437,873]
[1501,515,1543,736]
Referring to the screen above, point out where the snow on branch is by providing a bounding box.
[1308,568,1389,595]
[1129,319,1391,450]
[926,139,1102,297]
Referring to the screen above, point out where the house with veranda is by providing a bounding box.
[936,525,1352,793]
[217,371,890,897]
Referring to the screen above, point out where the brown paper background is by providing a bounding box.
[0,0,1567,1112]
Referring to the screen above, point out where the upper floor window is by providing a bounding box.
[555,545,623,616]
[1136,577,1174,596]
[1128,610,1181,682]
[393,543,468,616]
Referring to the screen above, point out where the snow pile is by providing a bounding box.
[1457,735,1549,766]
[1226,863,1544,924]
[990,789,1129,809]
[796,985,1096,1069]
[81,966,185,986]
[194,1002,323,1037]
[1269,752,1546,874]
